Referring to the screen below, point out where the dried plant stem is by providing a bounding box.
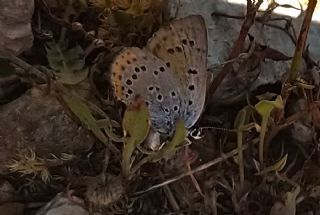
[132,143,250,196]
[209,0,263,96]
[4,54,47,83]
[236,130,245,188]
[37,0,105,47]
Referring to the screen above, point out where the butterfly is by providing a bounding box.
[110,15,207,135]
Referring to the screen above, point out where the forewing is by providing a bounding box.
[146,15,208,128]
[111,47,184,134]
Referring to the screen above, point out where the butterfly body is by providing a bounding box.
[111,15,207,135]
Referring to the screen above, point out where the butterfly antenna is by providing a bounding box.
[190,126,235,139]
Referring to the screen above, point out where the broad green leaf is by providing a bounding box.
[62,94,108,144]
[122,97,150,144]
[46,42,88,85]
[122,96,150,177]
[255,95,284,116]
[255,95,284,164]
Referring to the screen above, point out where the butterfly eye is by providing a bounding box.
[190,128,203,140]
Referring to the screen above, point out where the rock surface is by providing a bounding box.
[0,0,34,56]
[0,87,95,172]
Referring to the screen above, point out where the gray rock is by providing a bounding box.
[0,87,95,172]
[0,0,34,56]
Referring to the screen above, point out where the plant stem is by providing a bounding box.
[288,0,318,82]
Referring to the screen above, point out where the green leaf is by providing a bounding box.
[129,119,187,175]
[234,107,250,188]
[62,94,108,144]
[256,154,288,175]
[151,119,187,162]
[46,42,88,85]
[255,95,284,116]
[122,96,150,177]
[255,95,284,164]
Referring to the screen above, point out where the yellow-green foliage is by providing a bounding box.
[46,42,88,85]
[7,149,51,183]
[121,96,150,177]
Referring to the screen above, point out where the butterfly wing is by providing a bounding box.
[111,47,184,134]
[146,15,208,128]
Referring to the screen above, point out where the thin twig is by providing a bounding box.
[37,0,105,47]
[131,144,249,196]
[4,54,47,83]
[209,0,263,96]
[160,171,183,215]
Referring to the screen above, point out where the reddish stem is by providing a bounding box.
[209,0,263,96]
